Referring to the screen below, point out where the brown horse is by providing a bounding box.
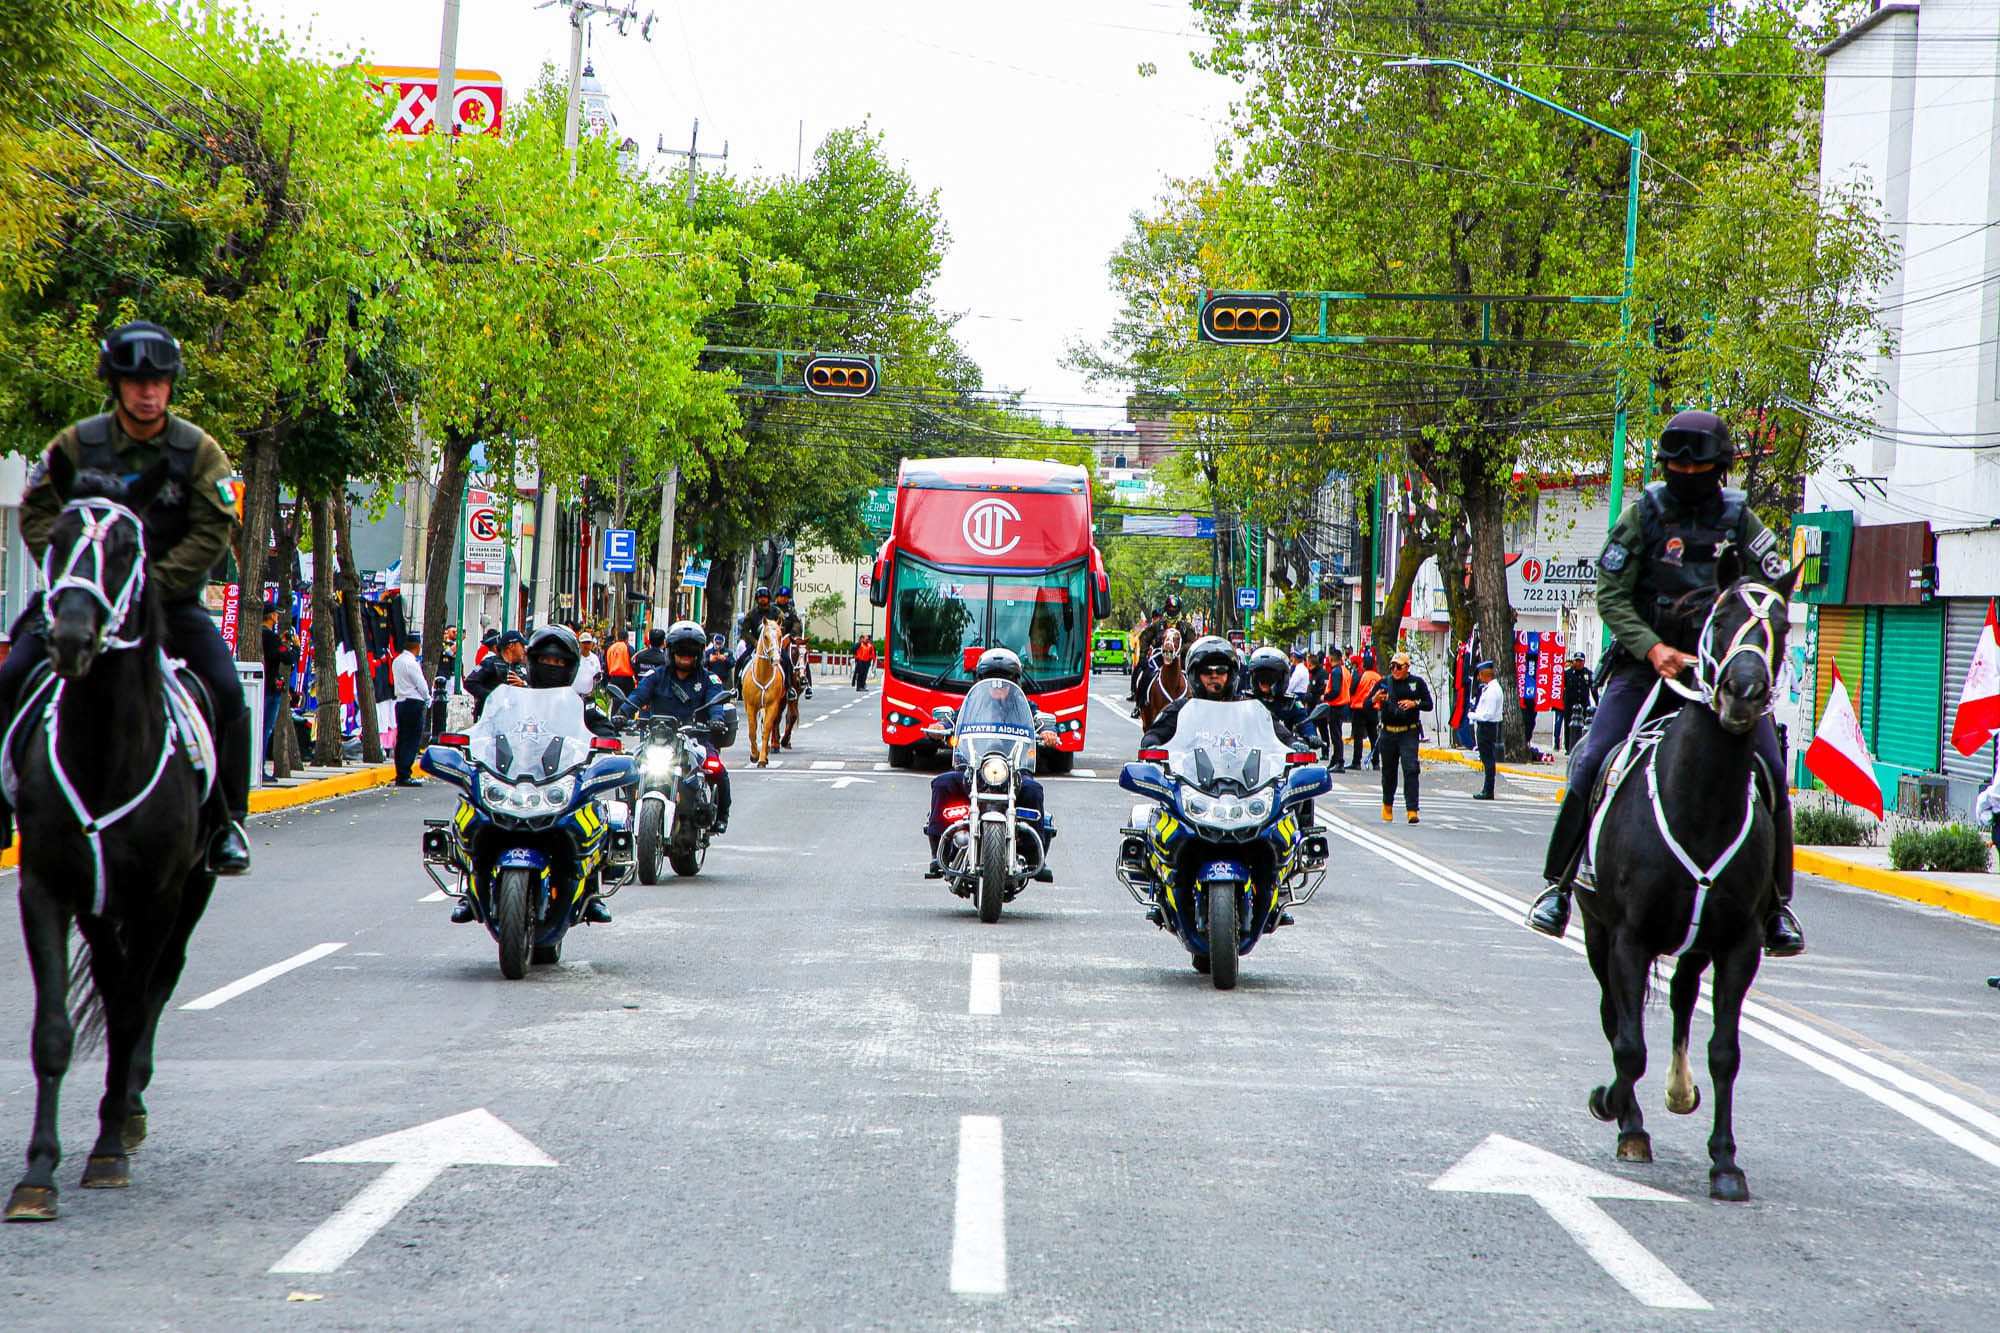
[1141,625,1186,731]
[741,619,788,767]
[779,640,809,749]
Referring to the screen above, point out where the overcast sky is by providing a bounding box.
[248,0,1235,429]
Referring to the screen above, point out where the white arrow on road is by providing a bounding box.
[1431,1134,1710,1310]
[271,1108,556,1274]
[817,776,875,790]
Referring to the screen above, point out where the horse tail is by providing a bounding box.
[68,932,106,1053]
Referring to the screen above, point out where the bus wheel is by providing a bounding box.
[1039,747,1074,775]
[887,743,915,769]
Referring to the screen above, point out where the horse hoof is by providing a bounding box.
[122,1114,148,1151]
[1665,1086,1701,1116]
[81,1156,130,1189]
[4,1186,58,1221]
[1588,1086,1614,1122]
[1710,1169,1750,1203]
[1616,1132,1653,1164]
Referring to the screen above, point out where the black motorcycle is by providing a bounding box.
[633,713,730,880]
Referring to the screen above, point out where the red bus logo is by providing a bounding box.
[962,499,1022,556]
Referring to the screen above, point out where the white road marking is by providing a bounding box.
[180,943,346,1011]
[874,762,892,772]
[1092,694,1142,727]
[810,760,845,771]
[820,776,874,790]
[969,954,1001,1015]
[418,890,449,903]
[271,1109,556,1274]
[1433,1135,1708,1310]
[950,1115,1006,1295]
[1325,815,2000,1172]
[1070,768,1098,778]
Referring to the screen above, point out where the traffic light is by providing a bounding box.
[803,355,876,397]
[1199,292,1292,344]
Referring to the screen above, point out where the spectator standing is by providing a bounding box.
[1368,651,1432,822]
[1286,648,1311,701]
[260,601,298,772]
[391,630,428,787]
[1558,652,1594,754]
[439,625,460,688]
[605,631,636,697]
[632,627,668,681]
[465,630,527,719]
[472,628,498,667]
[1469,660,1505,800]
[853,636,877,690]
[1349,653,1381,771]
[1320,647,1351,772]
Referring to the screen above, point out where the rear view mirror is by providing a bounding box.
[869,556,889,608]
[1092,572,1112,620]
[1034,712,1057,732]
[931,706,958,731]
[1119,761,1173,803]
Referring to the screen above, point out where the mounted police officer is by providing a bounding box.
[0,321,251,874]
[618,620,732,840]
[1129,594,1185,717]
[1527,410,1803,956]
[735,584,802,698]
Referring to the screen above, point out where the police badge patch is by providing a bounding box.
[1761,549,1788,579]
[1662,536,1685,567]
[1601,541,1629,573]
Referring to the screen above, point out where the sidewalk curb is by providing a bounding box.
[1419,746,1563,785]
[0,763,397,870]
[1418,745,2000,929]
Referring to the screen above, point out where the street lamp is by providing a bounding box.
[1383,57,1645,535]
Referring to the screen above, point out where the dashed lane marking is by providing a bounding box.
[181,942,347,1010]
[969,954,1001,1016]
[810,760,845,771]
[950,1115,1007,1295]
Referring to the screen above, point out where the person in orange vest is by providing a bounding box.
[1349,652,1382,771]
[852,635,877,690]
[1320,645,1353,772]
[604,631,635,697]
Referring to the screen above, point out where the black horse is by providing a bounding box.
[1577,555,1800,1202]
[4,456,216,1222]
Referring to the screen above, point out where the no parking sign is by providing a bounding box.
[464,489,504,587]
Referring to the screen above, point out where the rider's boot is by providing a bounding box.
[450,899,476,924]
[208,709,252,876]
[584,898,613,924]
[1032,817,1056,881]
[1764,786,1804,957]
[1527,785,1593,938]
[925,833,945,879]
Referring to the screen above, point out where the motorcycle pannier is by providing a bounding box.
[712,700,740,748]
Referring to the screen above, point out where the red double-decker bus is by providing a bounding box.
[868,457,1110,772]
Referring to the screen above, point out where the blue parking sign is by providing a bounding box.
[602,528,638,574]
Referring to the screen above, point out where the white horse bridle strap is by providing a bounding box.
[1645,756,1759,957]
[41,497,148,652]
[44,671,181,916]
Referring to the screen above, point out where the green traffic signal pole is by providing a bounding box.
[1385,58,1643,536]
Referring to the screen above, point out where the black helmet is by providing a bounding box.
[754,585,771,602]
[776,584,793,600]
[972,647,1023,684]
[524,625,580,689]
[98,320,183,383]
[664,619,706,664]
[647,627,666,648]
[1245,645,1289,697]
[1163,594,1183,615]
[1185,635,1239,699]
[1656,409,1732,466]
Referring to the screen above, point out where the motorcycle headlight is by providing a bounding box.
[979,755,1010,789]
[541,775,576,806]
[1244,794,1270,820]
[1182,791,1212,819]
[641,748,674,779]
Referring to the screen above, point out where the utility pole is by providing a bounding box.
[434,0,462,138]
[539,0,656,181]
[657,119,728,207]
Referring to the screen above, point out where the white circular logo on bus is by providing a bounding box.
[962,499,1021,556]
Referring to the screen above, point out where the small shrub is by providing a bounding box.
[1889,824,1994,874]
[1793,805,1871,847]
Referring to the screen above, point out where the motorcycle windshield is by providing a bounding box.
[953,677,1038,772]
[1163,699,1287,792]
[466,687,594,780]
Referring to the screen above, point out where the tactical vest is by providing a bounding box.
[1632,482,1750,653]
[73,412,202,563]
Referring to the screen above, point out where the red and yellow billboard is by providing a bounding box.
[368,66,506,139]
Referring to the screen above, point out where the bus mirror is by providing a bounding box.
[1092,572,1111,620]
[868,557,889,608]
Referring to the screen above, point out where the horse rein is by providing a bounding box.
[1677,582,1784,711]
[41,497,147,652]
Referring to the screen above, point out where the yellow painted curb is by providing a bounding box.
[0,763,398,869]
[1419,745,1565,787]
[1792,849,2000,927]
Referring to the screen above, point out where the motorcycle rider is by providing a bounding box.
[1,320,251,873]
[1525,410,1804,956]
[1142,636,1305,750]
[1241,645,1318,748]
[735,585,801,697]
[617,619,732,840]
[925,648,1059,881]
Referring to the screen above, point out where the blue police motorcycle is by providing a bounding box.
[420,689,637,978]
[1115,699,1331,989]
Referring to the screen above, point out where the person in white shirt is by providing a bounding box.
[1469,659,1505,799]
[391,630,429,787]
[1287,648,1311,701]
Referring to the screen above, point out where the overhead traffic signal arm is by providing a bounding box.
[703,345,882,397]
[1199,289,1613,350]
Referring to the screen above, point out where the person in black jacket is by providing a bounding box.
[1556,652,1594,754]
[1368,651,1433,823]
[631,627,668,681]
[463,630,527,720]
[1240,645,1316,746]
[260,602,298,771]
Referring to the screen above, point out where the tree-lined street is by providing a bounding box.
[3,691,1997,1327]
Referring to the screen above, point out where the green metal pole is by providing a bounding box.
[1605,130,1643,536]
[453,484,467,658]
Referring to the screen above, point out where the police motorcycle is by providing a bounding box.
[1116,699,1331,989]
[419,686,637,978]
[633,695,737,882]
[925,676,1060,924]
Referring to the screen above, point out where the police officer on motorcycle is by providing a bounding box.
[0,320,251,873]
[1142,636,1304,750]
[925,648,1059,881]
[618,620,732,838]
[1526,410,1804,956]
[1241,645,1318,747]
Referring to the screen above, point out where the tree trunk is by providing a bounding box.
[268,501,299,780]
[1370,530,1428,663]
[311,496,344,767]
[703,549,739,639]
[336,490,384,765]
[234,424,284,663]
[1463,466,1526,760]
[421,429,474,683]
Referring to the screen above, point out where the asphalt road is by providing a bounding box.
[2,677,1999,1329]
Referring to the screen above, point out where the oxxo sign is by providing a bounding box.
[368,66,506,139]
[962,499,1021,557]
[1505,553,1597,610]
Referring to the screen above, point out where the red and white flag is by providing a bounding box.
[1805,666,1883,819]
[1951,600,2000,756]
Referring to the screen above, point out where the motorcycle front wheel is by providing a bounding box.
[977,822,1006,924]
[637,801,666,884]
[497,866,533,980]
[669,832,706,878]
[1206,882,1240,990]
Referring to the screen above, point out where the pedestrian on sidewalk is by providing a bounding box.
[1470,660,1504,799]
[1321,647,1350,771]
[853,635,876,690]
[1369,651,1432,823]
[1350,653,1381,771]
[391,630,428,787]
[1557,652,1594,754]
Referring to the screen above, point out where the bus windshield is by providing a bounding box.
[890,554,1088,693]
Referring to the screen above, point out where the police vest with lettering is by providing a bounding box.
[1633,482,1751,653]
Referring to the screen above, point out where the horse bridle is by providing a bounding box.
[41,497,147,652]
[1675,582,1783,712]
